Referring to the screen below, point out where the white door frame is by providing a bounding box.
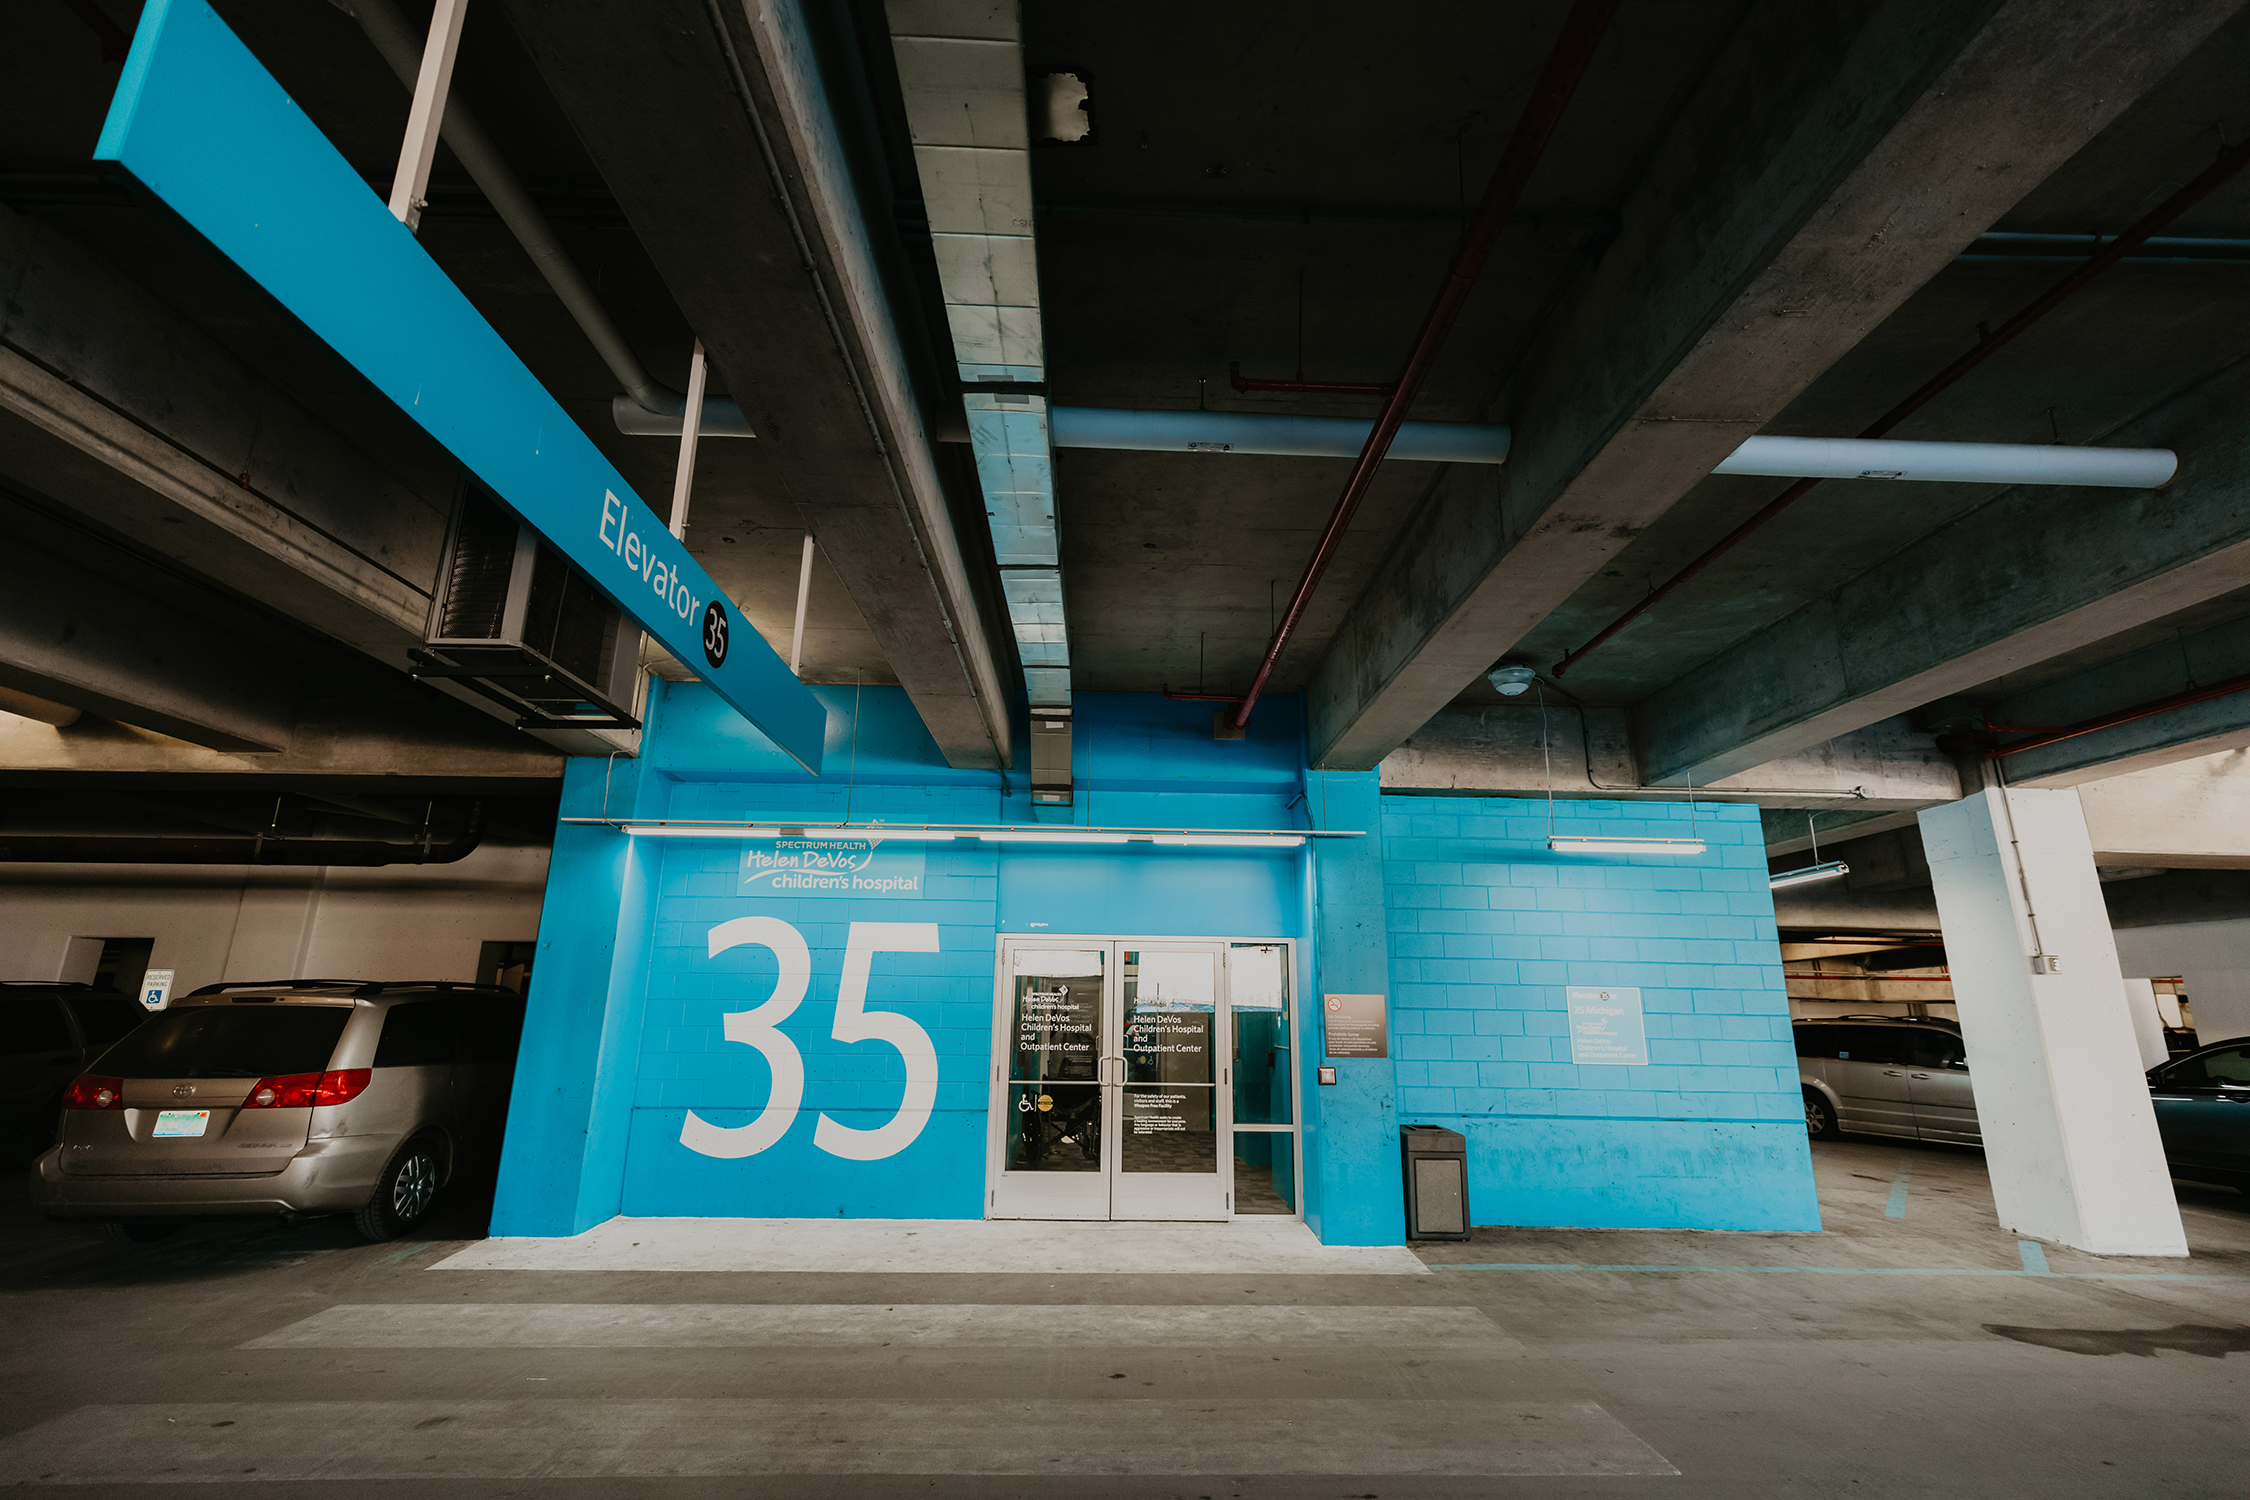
[984,934,1301,1222]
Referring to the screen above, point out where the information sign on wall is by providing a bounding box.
[1321,992,1388,1059]
[740,836,925,897]
[1566,986,1650,1066]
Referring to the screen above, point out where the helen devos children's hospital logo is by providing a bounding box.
[740,835,926,898]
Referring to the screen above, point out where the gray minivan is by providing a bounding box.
[33,980,523,1243]
[1796,1017,1977,1144]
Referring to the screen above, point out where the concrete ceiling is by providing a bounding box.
[7,0,2250,798]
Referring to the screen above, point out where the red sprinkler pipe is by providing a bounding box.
[1551,134,2250,679]
[1228,362,1393,399]
[1985,672,2250,760]
[1230,0,1621,731]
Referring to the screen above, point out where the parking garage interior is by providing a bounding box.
[3,0,2250,1492]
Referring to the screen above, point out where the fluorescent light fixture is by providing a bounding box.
[1548,836,1707,856]
[624,824,782,838]
[1154,834,1307,848]
[977,831,1132,844]
[1769,859,1849,890]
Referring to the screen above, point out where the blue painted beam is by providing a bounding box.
[94,0,826,772]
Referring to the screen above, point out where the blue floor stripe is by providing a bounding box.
[1885,1159,1913,1219]
[1431,1262,2240,1281]
[2018,1241,2051,1275]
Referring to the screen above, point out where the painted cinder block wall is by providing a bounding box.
[1382,795,1820,1231]
[492,682,1815,1240]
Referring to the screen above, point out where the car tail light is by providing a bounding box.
[63,1075,125,1110]
[241,1069,373,1108]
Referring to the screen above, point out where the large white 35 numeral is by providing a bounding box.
[679,916,809,1159]
[815,923,940,1161]
[680,917,940,1162]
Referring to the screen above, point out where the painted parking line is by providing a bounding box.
[0,1399,1678,1480]
[2018,1241,2051,1275]
[1885,1158,1913,1219]
[245,1303,1515,1350]
[1431,1262,2248,1282]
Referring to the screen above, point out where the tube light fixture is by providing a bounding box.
[586,821,1331,847]
[1153,833,1307,848]
[1547,835,1707,856]
[1769,859,1849,890]
[976,831,1132,845]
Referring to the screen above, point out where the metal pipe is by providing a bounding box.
[330,0,752,436]
[1713,436,2176,489]
[668,339,707,538]
[1049,407,1514,464]
[1231,0,1622,730]
[386,0,466,231]
[1047,411,2172,485]
[1984,673,2250,760]
[0,804,485,866]
[1229,362,1392,398]
[789,532,815,677]
[1552,134,2250,678]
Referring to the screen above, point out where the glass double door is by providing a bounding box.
[989,939,1296,1221]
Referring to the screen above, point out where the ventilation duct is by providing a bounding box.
[413,483,640,729]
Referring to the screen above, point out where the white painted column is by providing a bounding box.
[1919,788,2186,1256]
[2120,978,2169,1070]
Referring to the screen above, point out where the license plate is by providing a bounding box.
[153,1110,210,1138]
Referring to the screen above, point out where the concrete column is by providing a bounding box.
[1301,769,1405,1245]
[1919,789,2186,1256]
[489,749,670,1237]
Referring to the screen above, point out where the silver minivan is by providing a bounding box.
[32,980,523,1243]
[1796,1017,1978,1144]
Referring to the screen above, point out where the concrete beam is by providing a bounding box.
[1640,358,2250,785]
[0,699,560,792]
[0,530,296,752]
[2076,751,2250,868]
[0,204,450,656]
[1381,706,1954,810]
[497,0,1013,770]
[1303,0,2243,769]
[1990,616,2250,785]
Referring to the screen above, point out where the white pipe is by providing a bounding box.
[1715,436,2176,489]
[1048,407,1512,464]
[667,340,707,539]
[1043,407,2178,488]
[789,532,815,677]
[386,0,467,231]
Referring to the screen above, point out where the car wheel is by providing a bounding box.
[354,1134,445,1242]
[1803,1089,1842,1140]
[101,1220,182,1246]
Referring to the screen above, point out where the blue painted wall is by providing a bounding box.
[493,683,1816,1240]
[1381,795,1820,1231]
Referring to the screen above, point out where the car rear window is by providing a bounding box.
[92,1005,351,1079]
[4,998,75,1056]
[66,992,148,1047]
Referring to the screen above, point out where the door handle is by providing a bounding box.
[1883,1069,1905,1076]
[1909,1072,1929,1079]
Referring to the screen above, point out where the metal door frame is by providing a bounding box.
[984,934,1301,1222]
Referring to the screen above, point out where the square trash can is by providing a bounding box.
[1401,1123,1470,1241]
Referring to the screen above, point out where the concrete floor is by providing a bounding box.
[0,1137,2244,1496]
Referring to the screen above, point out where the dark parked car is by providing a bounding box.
[1797,1016,2250,1189]
[33,980,524,1243]
[2,983,149,1162]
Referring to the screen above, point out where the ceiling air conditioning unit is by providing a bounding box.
[413,482,640,729]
